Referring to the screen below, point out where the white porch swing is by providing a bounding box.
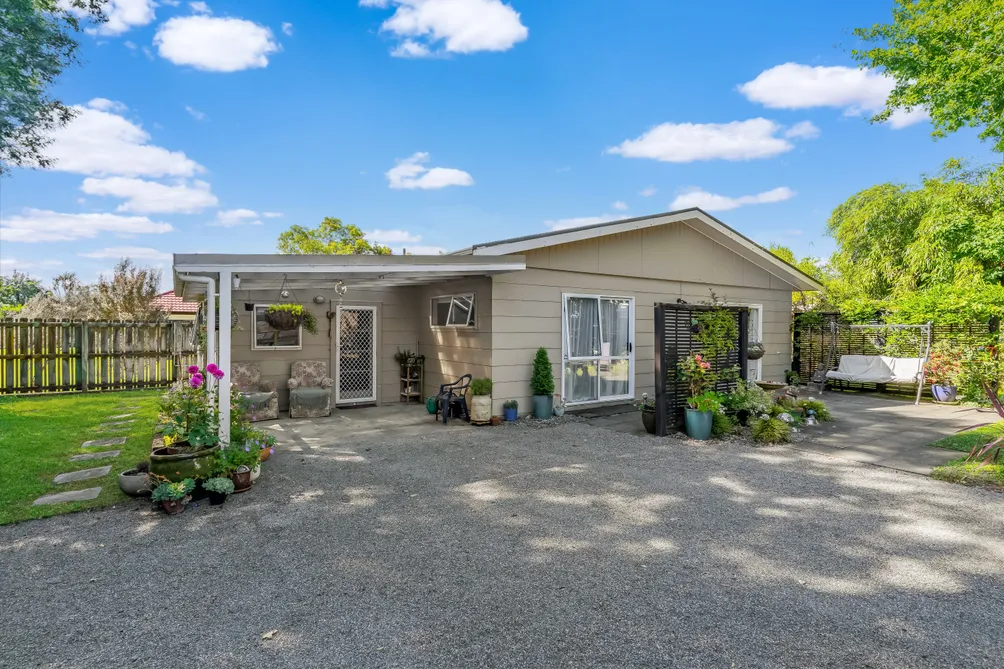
[823,322,933,405]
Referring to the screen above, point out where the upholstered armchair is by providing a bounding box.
[287,360,334,418]
[231,362,279,422]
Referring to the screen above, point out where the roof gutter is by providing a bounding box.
[176,273,215,367]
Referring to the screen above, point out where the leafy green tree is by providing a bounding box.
[277,217,391,255]
[0,269,43,306]
[19,259,164,320]
[852,0,1004,151]
[767,244,835,312]
[0,1,106,175]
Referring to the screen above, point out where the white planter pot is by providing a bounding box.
[470,395,492,424]
[250,464,261,482]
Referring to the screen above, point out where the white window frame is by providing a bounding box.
[251,303,303,351]
[430,293,477,329]
[560,293,636,406]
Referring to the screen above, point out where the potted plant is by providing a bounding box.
[747,341,766,360]
[503,399,518,422]
[244,429,276,462]
[530,347,555,419]
[215,442,261,493]
[636,393,656,434]
[203,476,234,505]
[469,378,493,424]
[118,460,151,496]
[153,364,226,482]
[552,395,565,417]
[265,304,318,334]
[684,391,721,441]
[925,343,962,403]
[151,478,195,515]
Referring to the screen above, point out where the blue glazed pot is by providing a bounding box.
[931,384,958,403]
[504,407,518,422]
[684,408,714,441]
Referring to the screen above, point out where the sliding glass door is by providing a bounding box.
[562,294,635,405]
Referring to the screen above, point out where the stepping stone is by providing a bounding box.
[70,450,121,462]
[108,413,135,420]
[54,466,112,485]
[82,437,127,449]
[118,405,141,409]
[33,488,102,506]
[98,420,135,428]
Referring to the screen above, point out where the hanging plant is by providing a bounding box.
[747,341,766,360]
[266,304,318,335]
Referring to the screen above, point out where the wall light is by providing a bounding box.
[232,275,241,289]
[313,295,326,305]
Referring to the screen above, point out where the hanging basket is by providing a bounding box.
[747,341,766,360]
[266,309,303,331]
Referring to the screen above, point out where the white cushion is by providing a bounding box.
[825,355,922,383]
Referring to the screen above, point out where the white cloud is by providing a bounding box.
[90,0,157,36]
[606,118,798,163]
[155,16,281,72]
[209,209,264,227]
[185,105,207,121]
[639,186,656,197]
[386,152,474,190]
[611,201,628,211]
[189,1,211,14]
[0,209,174,243]
[262,212,284,218]
[670,186,796,212]
[784,120,820,139]
[543,215,619,231]
[45,101,203,178]
[124,40,137,50]
[738,63,928,129]
[366,229,422,244]
[887,108,930,129]
[79,246,173,261]
[362,0,528,58]
[87,98,128,113]
[80,177,218,214]
[0,258,63,274]
[281,22,294,36]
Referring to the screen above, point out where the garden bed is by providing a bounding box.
[929,421,1004,491]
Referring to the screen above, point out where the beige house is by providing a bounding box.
[172,209,821,439]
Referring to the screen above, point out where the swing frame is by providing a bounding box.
[823,322,933,405]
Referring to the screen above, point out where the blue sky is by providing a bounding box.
[0,0,995,284]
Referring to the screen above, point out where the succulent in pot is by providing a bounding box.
[203,477,235,506]
[118,461,151,496]
[151,478,195,515]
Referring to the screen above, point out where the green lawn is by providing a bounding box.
[929,421,1004,489]
[0,390,162,525]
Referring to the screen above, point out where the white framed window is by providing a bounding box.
[431,294,476,328]
[561,294,635,405]
[252,304,303,350]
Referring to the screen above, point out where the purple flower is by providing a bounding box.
[190,373,204,388]
[269,447,275,455]
[188,365,200,374]
[206,363,219,374]
[212,369,225,379]
[244,446,250,452]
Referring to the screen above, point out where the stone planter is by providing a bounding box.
[150,442,217,482]
[532,395,553,420]
[470,395,492,424]
[118,469,151,496]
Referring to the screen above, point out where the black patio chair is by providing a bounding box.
[436,374,472,425]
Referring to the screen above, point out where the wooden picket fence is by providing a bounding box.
[0,320,200,395]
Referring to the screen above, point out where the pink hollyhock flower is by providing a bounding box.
[188,365,200,374]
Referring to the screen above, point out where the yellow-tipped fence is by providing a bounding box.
[0,320,199,394]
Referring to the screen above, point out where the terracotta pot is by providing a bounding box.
[490,416,502,426]
[259,447,272,462]
[231,469,252,493]
[161,500,185,515]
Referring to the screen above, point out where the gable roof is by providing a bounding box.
[451,207,824,292]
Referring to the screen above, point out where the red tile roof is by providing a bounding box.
[151,290,200,314]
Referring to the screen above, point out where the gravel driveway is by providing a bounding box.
[2,421,1002,668]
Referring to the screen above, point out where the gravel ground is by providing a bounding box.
[2,422,1003,668]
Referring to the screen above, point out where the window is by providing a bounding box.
[252,304,302,350]
[431,294,476,328]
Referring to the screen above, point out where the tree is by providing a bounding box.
[19,259,164,320]
[0,1,106,175]
[277,218,391,255]
[852,0,1004,152]
[767,244,835,312]
[0,269,43,306]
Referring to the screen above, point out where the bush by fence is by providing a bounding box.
[0,320,199,394]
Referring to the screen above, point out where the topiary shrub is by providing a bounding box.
[530,347,555,396]
[751,416,791,444]
[711,411,735,438]
[470,378,493,396]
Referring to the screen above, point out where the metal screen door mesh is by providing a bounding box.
[337,307,376,403]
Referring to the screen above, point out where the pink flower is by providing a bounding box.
[211,368,225,379]
[189,373,204,388]
[206,363,219,375]
[188,365,200,374]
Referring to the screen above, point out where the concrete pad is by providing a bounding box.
[53,466,112,485]
[81,437,127,449]
[32,487,102,505]
[69,450,121,462]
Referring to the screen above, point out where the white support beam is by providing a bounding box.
[218,270,232,446]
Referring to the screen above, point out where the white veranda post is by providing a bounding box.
[218,270,232,446]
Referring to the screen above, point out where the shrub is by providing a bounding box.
[722,380,772,415]
[151,478,195,502]
[796,398,831,421]
[711,411,735,438]
[751,416,791,444]
[215,443,261,475]
[203,477,235,495]
[503,399,518,410]
[784,370,801,385]
[688,390,721,412]
[677,353,715,397]
[470,378,493,396]
[530,347,555,396]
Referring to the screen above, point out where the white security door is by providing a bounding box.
[336,306,377,404]
[562,294,635,405]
